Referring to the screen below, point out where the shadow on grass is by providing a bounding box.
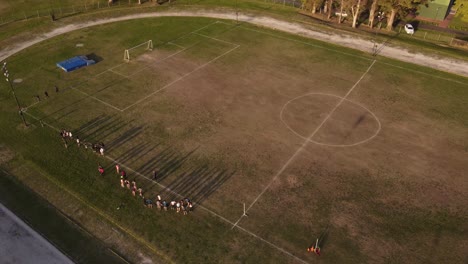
[73,115,144,151]
[165,165,235,206]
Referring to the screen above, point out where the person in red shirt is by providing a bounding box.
[98,165,104,176]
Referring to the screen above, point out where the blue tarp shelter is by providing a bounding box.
[56,56,95,72]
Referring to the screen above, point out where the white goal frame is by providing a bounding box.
[123,40,153,62]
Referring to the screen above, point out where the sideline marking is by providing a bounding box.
[221,21,468,86]
[239,26,374,61]
[22,111,309,264]
[232,60,377,229]
[192,32,239,46]
[279,92,382,147]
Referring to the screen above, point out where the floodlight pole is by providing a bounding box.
[2,62,27,127]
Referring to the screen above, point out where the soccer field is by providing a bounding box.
[3,16,468,263]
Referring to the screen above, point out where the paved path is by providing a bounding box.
[0,203,74,264]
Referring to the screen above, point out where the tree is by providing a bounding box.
[350,0,368,28]
[312,0,318,13]
[338,0,345,23]
[368,0,378,28]
[382,0,427,31]
[323,0,334,19]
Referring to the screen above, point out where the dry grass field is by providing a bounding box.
[1,16,467,263]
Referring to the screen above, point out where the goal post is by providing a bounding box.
[123,40,153,62]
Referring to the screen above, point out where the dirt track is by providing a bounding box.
[0,10,468,77]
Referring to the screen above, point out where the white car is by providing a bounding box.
[404,24,414,35]
[335,12,348,17]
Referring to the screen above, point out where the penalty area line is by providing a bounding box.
[121,44,240,112]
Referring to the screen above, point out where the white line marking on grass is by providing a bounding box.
[224,22,468,86]
[192,32,239,46]
[124,45,192,78]
[23,100,41,111]
[168,42,186,49]
[72,89,124,112]
[192,21,221,33]
[279,92,382,147]
[232,60,377,229]
[121,44,240,111]
[104,157,308,264]
[377,61,468,86]
[235,25,374,62]
[108,69,130,79]
[21,112,308,264]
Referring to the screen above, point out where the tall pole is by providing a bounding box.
[236,0,239,24]
[2,61,27,127]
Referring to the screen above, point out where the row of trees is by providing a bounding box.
[300,0,428,30]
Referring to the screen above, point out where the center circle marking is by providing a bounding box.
[280,92,381,147]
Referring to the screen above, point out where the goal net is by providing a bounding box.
[123,40,153,62]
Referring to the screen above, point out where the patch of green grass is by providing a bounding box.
[450,0,468,28]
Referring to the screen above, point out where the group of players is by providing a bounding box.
[60,128,105,156]
[114,164,194,215]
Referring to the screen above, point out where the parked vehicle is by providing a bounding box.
[404,24,415,35]
[335,12,348,17]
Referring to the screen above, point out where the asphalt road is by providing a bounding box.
[0,203,74,264]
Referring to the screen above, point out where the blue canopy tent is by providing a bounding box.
[56,56,95,72]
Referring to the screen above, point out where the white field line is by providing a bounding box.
[23,100,41,111]
[108,69,131,79]
[72,88,124,112]
[279,92,382,147]
[124,44,191,78]
[231,60,377,229]
[121,44,240,112]
[192,32,239,46]
[22,21,222,112]
[21,111,309,264]
[101,20,218,77]
[22,81,124,113]
[104,156,308,264]
[215,21,468,86]
[168,42,185,49]
[377,61,468,86]
[213,21,374,62]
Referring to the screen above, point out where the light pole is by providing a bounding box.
[2,61,28,127]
